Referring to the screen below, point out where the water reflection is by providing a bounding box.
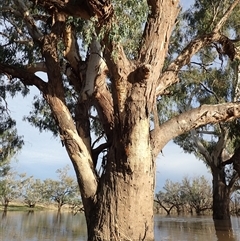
[0,211,87,241]
[154,215,240,241]
[1,212,240,241]
[214,219,235,241]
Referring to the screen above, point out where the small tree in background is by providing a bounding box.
[22,177,44,208]
[156,179,185,215]
[43,165,79,211]
[0,172,26,210]
[181,176,212,215]
[156,176,212,215]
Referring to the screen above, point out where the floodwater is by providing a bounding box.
[1,211,240,241]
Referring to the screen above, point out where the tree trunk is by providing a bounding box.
[212,166,231,220]
[87,94,155,240]
[88,165,155,240]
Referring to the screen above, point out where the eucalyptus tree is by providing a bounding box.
[162,0,240,220]
[43,165,79,211]
[171,62,240,220]
[0,0,240,240]
[181,176,212,215]
[0,172,26,209]
[0,102,23,177]
[22,177,44,208]
[155,180,185,215]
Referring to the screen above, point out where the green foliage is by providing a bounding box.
[0,96,24,175]
[23,95,58,136]
[181,176,212,214]
[22,177,44,207]
[109,0,148,58]
[0,171,27,207]
[183,0,240,36]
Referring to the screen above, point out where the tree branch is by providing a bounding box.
[156,32,222,96]
[28,0,93,19]
[63,24,82,73]
[156,0,240,96]
[212,124,228,166]
[213,0,240,33]
[190,130,211,165]
[0,63,47,93]
[26,62,47,73]
[139,0,180,75]
[151,102,240,157]
[13,0,43,43]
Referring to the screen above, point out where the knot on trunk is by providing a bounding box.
[129,64,151,84]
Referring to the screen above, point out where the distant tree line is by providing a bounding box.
[155,175,240,216]
[0,165,82,213]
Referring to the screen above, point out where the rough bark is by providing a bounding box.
[88,100,154,240]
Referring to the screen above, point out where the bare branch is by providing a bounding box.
[156,32,222,96]
[200,82,220,103]
[196,130,217,135]
[63,24,82,73]
[213,0,240,33]
[151,102,240,157]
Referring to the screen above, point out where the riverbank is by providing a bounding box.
[0,202,71,212]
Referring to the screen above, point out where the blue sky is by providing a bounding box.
[7,0,211,191]
[7,85,212,192]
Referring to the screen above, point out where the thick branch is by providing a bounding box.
[139,0,180,73]
[151,102,240,158]
[93,72,114,139]
[156,32,222,95]
[26,62,47,73]
[0,63,47,92]
[103,44,133,113]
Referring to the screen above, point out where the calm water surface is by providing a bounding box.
[1,211,240,241]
